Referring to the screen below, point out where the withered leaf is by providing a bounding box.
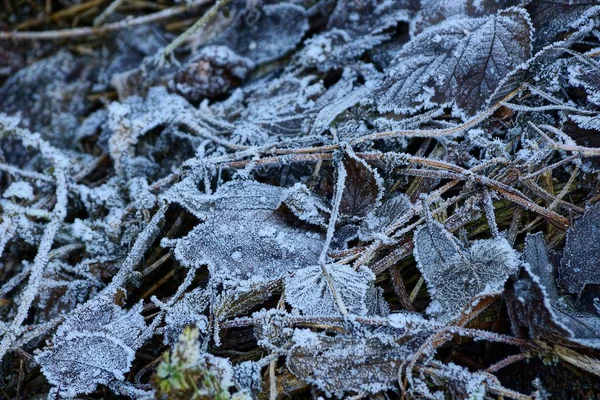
[287,329,417,397]
[559,203,600,295]
[339,147,383,218]
[526,0,600,47]
[412,0,520,35]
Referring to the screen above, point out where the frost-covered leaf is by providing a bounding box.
[2,181,34,201]
[414,220,519,322]
[524,232,559,300]
[277,183,329,226]
[214,3,309,65]
[287,328,418,397]
[570,114,600,131]
[413,218,461,271]
[234,74,324,136]
[327,0,415,37]
[339,147,383,218]
[568,64,600,106]
[213,279,284,323]
[35,297,146,398]
[293,29,392,73]
[174,181,323,283]
[559,203,600,294]
[107,86,193,176]
[285,264,375,316]
[163,288,210,345]
[505,265,600,349]
[0,51,94,147]
[505,233,600,349]
[526,0,600,47]
[359,193,412,241]
[374,8,532,116]
[412,0,520,35]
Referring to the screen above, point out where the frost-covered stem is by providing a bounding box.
[0,130,68,362]
[320,161,346,265]
[93,0,126,26]
[0,1,211,40]
[519,155,577,181]
[0,162,53,182]
[521,180,584,213]
[399,167,570,228]
[532,122,600,156]
[109,202,168,291]
[163,0,233,57]
[318,158,349,316]
[549,166,579,212]
[269,359,277,400]
[486,353,528,373]
[181,118,248,150]
[138,265,197,346]
[219,315,390,329]
[0,265,29,298]
[500,102,596,114]
[482,188,499,238]
[485,379,532,400]
[352,89,519,144]
[0,218,16,259]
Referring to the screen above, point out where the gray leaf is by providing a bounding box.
[374,8,532,116]
[559,203,600,294]
[285,264,376,316]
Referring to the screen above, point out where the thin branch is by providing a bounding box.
[0,1,210,41]
[163,0,233,57]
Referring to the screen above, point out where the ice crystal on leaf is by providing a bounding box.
[374,8,532,116]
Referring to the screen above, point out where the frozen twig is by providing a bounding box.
[0,126,69,362]
[0,1,211,41]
